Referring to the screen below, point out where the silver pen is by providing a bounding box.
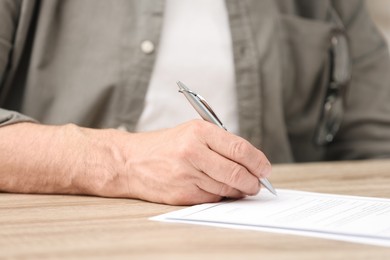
[177,81,277,196]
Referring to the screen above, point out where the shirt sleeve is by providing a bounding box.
[0,0,19,79]
[0,0,37,127]
[0,108,37,126]
[327,0,390,160]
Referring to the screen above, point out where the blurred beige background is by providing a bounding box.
[366,0,390,47]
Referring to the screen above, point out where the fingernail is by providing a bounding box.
[263,162,272,177]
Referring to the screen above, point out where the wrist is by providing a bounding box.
[61,125,131,198]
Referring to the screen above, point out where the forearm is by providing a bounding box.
[0,122,129,197]
[0,120,272,205]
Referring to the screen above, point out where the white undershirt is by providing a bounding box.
[135,0,239,134]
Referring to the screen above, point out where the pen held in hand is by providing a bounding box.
[177,81,277,196]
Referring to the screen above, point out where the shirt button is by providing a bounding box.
[140,40,155,54]
[117,124,127,131]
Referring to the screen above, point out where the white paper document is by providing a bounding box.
[151,189,390,247]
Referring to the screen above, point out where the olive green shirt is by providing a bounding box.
[1,0,390,163]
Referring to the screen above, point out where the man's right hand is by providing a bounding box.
[0,120,271,205]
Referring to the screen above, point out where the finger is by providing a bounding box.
[200,125,272,178]
[171,189,222,206]
[137,172,223,206]
[190,146,261,195]
[194,169,247,198]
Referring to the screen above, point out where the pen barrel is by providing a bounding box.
[177,81,276,196]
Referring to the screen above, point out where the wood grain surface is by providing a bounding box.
[1,159,390,259]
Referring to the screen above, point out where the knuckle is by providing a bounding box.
[227,163,246,185]
[218,183,232,197]
[186,120,217,140]
[175,138,200,161]
[226,163,260,195]
[176,144,194,160]
[187,120,206,135]
[229,139,250,160]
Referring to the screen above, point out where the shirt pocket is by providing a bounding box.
[278,15,345,159]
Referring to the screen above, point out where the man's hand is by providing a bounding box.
[0,120,271,205]
[124,120,271,205]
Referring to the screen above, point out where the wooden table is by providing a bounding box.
[1,160,390,259]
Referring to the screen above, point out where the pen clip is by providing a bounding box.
[191,92,225,127]
[178,82,226,130]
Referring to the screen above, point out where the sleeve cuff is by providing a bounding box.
[0,109,39,126]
